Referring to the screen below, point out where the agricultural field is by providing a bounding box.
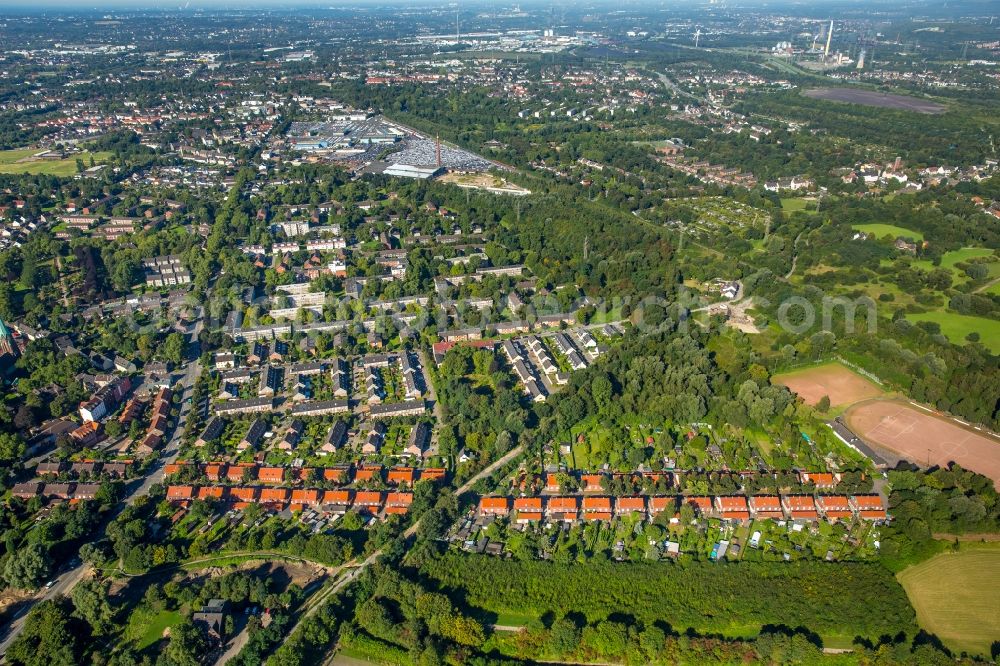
[845,400,1000,487]
[0,148,111,176]
[851,223,924,241]
[896,544,1000,657]
[906,310,1000,354]
[773,362,884,408]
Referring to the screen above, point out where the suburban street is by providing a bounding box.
[0,317,204,660]
[279,442,527,660]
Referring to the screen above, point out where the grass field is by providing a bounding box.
[131,609,181,649]
[851,223,924,241]
[897,544,1000,656]
[913,247,996,281]
[0,148,111,176]
[773,361,884,408]
[780,197,815,213]
[906,310,1000,353]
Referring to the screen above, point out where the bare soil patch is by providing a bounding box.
[846,400,1000,487]
[774,362,883,407]
[803,87,946,114]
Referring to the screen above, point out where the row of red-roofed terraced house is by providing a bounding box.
[541,470,845,493]
[478,494,887,523]
[11,481,103,501]
[163,462,445,486]
[165,485,413,516]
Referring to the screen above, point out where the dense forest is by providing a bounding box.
[418,552,914,641]
[880,464,1000,571]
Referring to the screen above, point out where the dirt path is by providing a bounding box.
[304,444,527,662]
[973,275,1000,294]
[784,231,804,279]
[932,533,1000,542]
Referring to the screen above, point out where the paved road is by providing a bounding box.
[656,71,704,104]
[213,625,251,666]
[132,328,202,498]
[418,349,443,457]
[282,443,527,654]
[0,318,204,660]
[0,560,92,656]
[5,317,520,661]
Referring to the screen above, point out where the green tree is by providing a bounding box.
[2,542,50,590]
[0,431,25,463]
[5,599,82,666]
[162,617,207,666]
[72,579,115,635]
[163,332,187,365]
[639,625,666,659]
[548,617,581,655]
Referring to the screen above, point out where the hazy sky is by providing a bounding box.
[0,0,884,7]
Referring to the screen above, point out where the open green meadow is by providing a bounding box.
[906,311,1000,353]
[0,148,111,176]
[913,247,997,281]
[896,544,1000,657]
[780,197,814,213]
[127,608,182,649]
[851,223,923,240]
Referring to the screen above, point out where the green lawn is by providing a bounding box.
[897,544,1000,657]
[851,223,923,241]
[0,148,40,164]
[913,247,996,280]
[494,611,542,627]
[907,311,1000,353]
[0,148,112,176]
[131,609,181,649]
[780,197,814,213]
